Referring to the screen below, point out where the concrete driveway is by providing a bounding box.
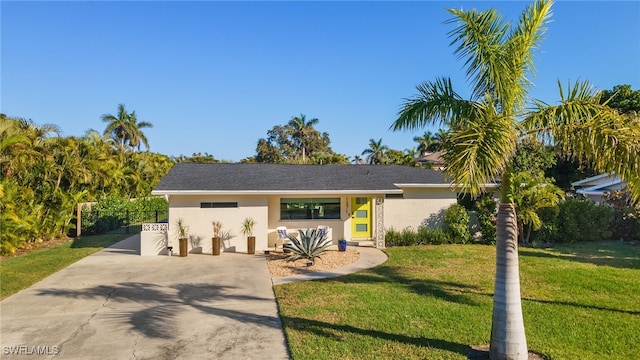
[0,235,290,360]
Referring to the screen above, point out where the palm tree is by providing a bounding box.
[413,131,435,155]
[101,104,131,150]
[432,128,449,151]
[361,138,388,164]
[351,155,364,164]
[101,104,152,152]
[391,1,639,359]
[288,114,319,163]
[125,111,153,152]
[512,172,564,244]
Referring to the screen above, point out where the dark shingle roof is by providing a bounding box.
[153,163,448,193]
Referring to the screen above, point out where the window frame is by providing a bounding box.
[279,197,341,220]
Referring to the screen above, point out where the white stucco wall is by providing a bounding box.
[384,188,457,231]
[167,195,269,253]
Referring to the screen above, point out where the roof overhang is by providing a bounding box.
[576,189,606,196]
[394,183,499,189]
[571,173,620,187]
[151,189,401,196]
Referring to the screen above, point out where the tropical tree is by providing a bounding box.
[432,128,449,151]
[413,131,435,155]
[288,114,320,163]
[391,1,640,359]
[511,172,564,244]
[125,110,153,152]
[413,130,449,154]
[101,104,131,150]
[101,104,153,152]
[173,152,219,163]
[512,138,556,175]
[361,138,389,164]
[0,114,170,255]
[599,84,640,115]
[255,117,343,164]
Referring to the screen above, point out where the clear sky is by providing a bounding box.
[2,1,639,162]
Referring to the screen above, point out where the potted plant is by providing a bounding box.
[241,217,256,254]
[176,218,189,257]
[212,220,222,256]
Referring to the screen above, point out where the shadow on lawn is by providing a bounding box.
[281,315,469,356]
[519,241,640,269]
[521,297,640,315]
[330,264,482,306]
[36,282,281,339]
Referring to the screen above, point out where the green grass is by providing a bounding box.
[0,234,130,300]
[274,242,640,360]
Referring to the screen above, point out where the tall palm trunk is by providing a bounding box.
[490,203,528,360]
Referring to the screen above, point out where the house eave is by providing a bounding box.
[151,189,398,196]
[576,189,606,196]
[394,183,499,189]
[571,172,619,187]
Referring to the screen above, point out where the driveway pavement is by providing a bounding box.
[0,235,290,360]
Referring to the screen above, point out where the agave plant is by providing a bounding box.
[284,228,332,262]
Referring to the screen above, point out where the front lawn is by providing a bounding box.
[274,242,640,360]
[0,234,131,300]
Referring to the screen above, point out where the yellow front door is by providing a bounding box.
[351,197,372,238]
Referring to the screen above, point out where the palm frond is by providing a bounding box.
[447,7,509,102]
[391,77,477,131]
[447,0,552,112]
[443,100,518,197]
[525,80,640,203]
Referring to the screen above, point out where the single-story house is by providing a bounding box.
[571,173,625,203]
[148,163,458,255]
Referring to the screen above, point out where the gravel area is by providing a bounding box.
[266,248,360,278]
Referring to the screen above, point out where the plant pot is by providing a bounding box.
[247,236,256,254]
[179,238,188,257]
[212,237,221,256]
[338,239,347,252]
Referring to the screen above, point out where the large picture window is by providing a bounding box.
[280,198,341,220]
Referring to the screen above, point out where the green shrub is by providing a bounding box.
[386,227,450,246]
[81,195,168,235]
[385,228,417,246]
[444,204,472,244]
[421,227,448,245]
[556,198,614,242]
[385,228,400,247]
[614,206,640,241]
[604,191,640,241]
[531,205,560,243]
[474,194,497,244]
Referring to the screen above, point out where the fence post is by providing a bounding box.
[126,210,130,234]
[155,210,159,223]
[77,203,82,237]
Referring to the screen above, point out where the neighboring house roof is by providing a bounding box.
[416,151,445,166]
[571,173,626,197]
[152,163,451,195]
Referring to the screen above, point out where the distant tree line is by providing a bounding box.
[1,83,637,254]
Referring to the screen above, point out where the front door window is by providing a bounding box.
[351,197,372,238]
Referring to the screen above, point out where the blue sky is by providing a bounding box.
[2,1,639,162]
